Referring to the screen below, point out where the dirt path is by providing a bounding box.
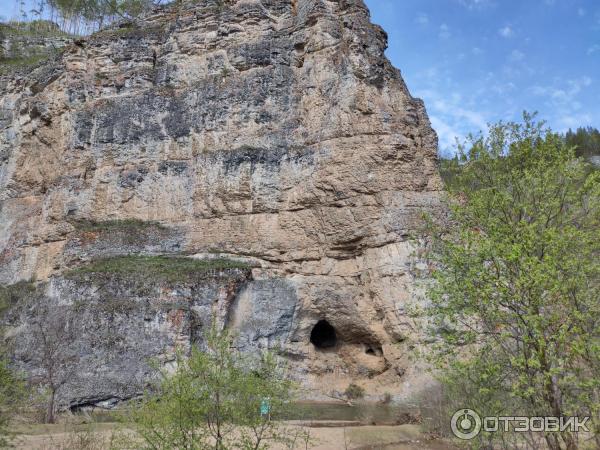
[13,423,456,450]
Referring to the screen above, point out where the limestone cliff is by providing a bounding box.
[0,0,441,408]
[0,21,70,61]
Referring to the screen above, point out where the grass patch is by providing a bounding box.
[91,25,135,38]
[70,219,166,233]
[67,256,251,282]
[97,297,138,314]
[0,21,70,38]
[0,280,37,315]
[90,24,164,41]
[0,54,51,75]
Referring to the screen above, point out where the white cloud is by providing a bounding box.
[551,89,569,102]
[499,26,513,38]
[577,8,586,17]
[568,76,592,93]
[472,47,483,55]
[531,85,548,96]
[417,88,489,154]
[530,77,592,104]
[491,82,516,95]
[588,44,600,55]
[439,23,451,39]
[509,49,525,62]
[458,0,493,10]
[430,115,462,153]
[556,113,593,131]
[415,13,429,25]
[501,61,536,79]
[420,67,440,80]
[528,77,596,132]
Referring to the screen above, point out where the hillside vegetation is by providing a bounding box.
[0,20,68,74]
[423,115,600,450]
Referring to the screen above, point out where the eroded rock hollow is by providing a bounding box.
[0,0,441,408]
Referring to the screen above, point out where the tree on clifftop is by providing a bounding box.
[565,126,600,159]
[11,0,158,35]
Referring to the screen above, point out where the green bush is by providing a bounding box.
[129,325,307,449]
[344,383,365,400]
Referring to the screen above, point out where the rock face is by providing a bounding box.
[6,265,255,408]
[0,21,70,60]
[0,0,441,407]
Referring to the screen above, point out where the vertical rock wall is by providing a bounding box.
[0,0,441,405]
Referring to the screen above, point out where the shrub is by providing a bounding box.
[129,324,307,449]
[344,383,365,400]
[381,392,392,404]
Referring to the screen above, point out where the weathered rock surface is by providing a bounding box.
[0,0,441,407]
[0,21,70,60]
[6,267,253,408]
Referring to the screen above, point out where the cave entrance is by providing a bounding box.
[310,320,337,349]
[365,345,383,356]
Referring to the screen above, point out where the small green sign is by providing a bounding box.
[260,398,270,416]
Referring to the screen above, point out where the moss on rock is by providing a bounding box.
[70,218,167,233]
[66,255,251,283]
[0,281,37,316]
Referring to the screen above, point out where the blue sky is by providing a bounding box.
[365,0,600,155]
[2,1,599,154]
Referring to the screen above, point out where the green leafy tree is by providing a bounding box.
[437,155,462,191]
[131,325,304,450]
[565,126,600,159]
[420,114,600,450]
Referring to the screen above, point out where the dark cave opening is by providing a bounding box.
[365,345,383,356]
[310,320,337,349]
